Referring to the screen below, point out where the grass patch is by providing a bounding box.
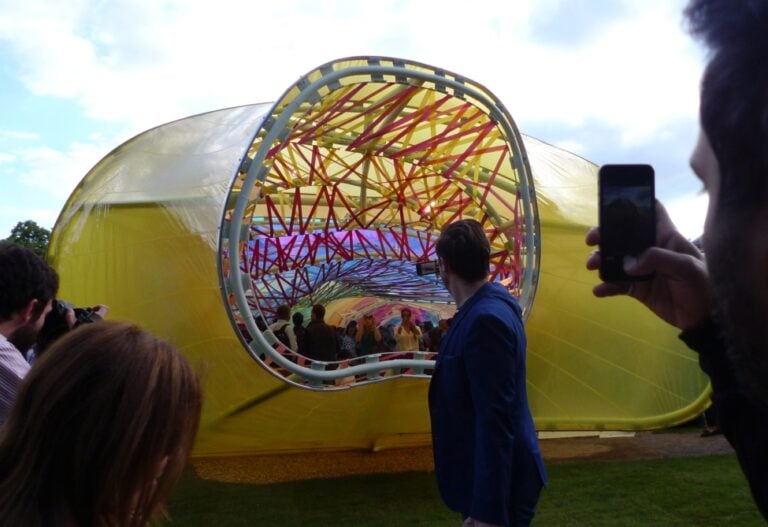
[537,455,762,526]
[167,469,454,526]
[166,454,764,526]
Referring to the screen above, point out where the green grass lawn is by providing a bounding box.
[166,454,764,526]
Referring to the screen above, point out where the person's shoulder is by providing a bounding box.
[468,296,509,318]
[470,295,521,330]
[476,284,521,314]
[0,343,30,376]
[0,339,21,357]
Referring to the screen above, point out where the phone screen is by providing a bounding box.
[598,164,655,282]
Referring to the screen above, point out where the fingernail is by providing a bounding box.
[623,256,637,271]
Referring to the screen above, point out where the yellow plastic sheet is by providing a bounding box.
[48,58,709,457]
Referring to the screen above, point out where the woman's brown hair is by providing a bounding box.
[0,320,202,526]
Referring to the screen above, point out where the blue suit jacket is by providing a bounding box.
[429,282,547,525]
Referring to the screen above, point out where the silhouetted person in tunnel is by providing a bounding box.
[356,314,382,356]
[292,311,306,350]
[300,304,337,363]
[269,304,297,350]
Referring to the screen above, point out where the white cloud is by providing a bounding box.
[0,0,706,236]
[505,4,700,148]
[665,191,708,240]
[0,132,115,237]
[0,0,703,144]
[0,130,39,141]
[0,205,60,238]
[10,139,112,199]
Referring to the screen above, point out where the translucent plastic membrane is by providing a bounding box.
[49,57,709,456]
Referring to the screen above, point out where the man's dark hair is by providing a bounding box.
[275,304,291,320]
[292,312,304,326]
[685,0,768,213]
[0,242,59,321]
[435,219,490,282]
[312,304,326,321]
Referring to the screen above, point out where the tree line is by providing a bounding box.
[2,220,51,260]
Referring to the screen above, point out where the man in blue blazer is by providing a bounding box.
[429,220,547,527]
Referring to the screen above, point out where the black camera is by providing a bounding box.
[72,305,101,326]
[37,300,103,355]
[50,300,101,326]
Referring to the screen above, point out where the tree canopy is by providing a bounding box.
[4,220,51,260]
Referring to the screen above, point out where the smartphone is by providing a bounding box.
[598,164,656,282]
[416,260,438,276]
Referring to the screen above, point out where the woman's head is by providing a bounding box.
[0,320,202,526]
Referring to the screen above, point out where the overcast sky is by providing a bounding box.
[0,0,708,239]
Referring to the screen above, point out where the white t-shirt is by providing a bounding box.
[395,324,422,351]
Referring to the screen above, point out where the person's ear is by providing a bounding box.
[18,299,38,324]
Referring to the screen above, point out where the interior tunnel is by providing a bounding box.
[222,57,538,389]
[49,57,711,457]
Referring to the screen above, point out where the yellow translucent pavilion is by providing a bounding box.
[48,57,710,457]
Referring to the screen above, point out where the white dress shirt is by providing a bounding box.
[0,333,31,425]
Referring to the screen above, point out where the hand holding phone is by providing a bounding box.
[587,200,711,330]
[598,164,656,282]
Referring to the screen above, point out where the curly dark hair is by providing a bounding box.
[685,0,768,214]
[0,242,58,321]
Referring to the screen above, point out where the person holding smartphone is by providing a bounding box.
[395,308,421,351]
[586,0,768,518]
